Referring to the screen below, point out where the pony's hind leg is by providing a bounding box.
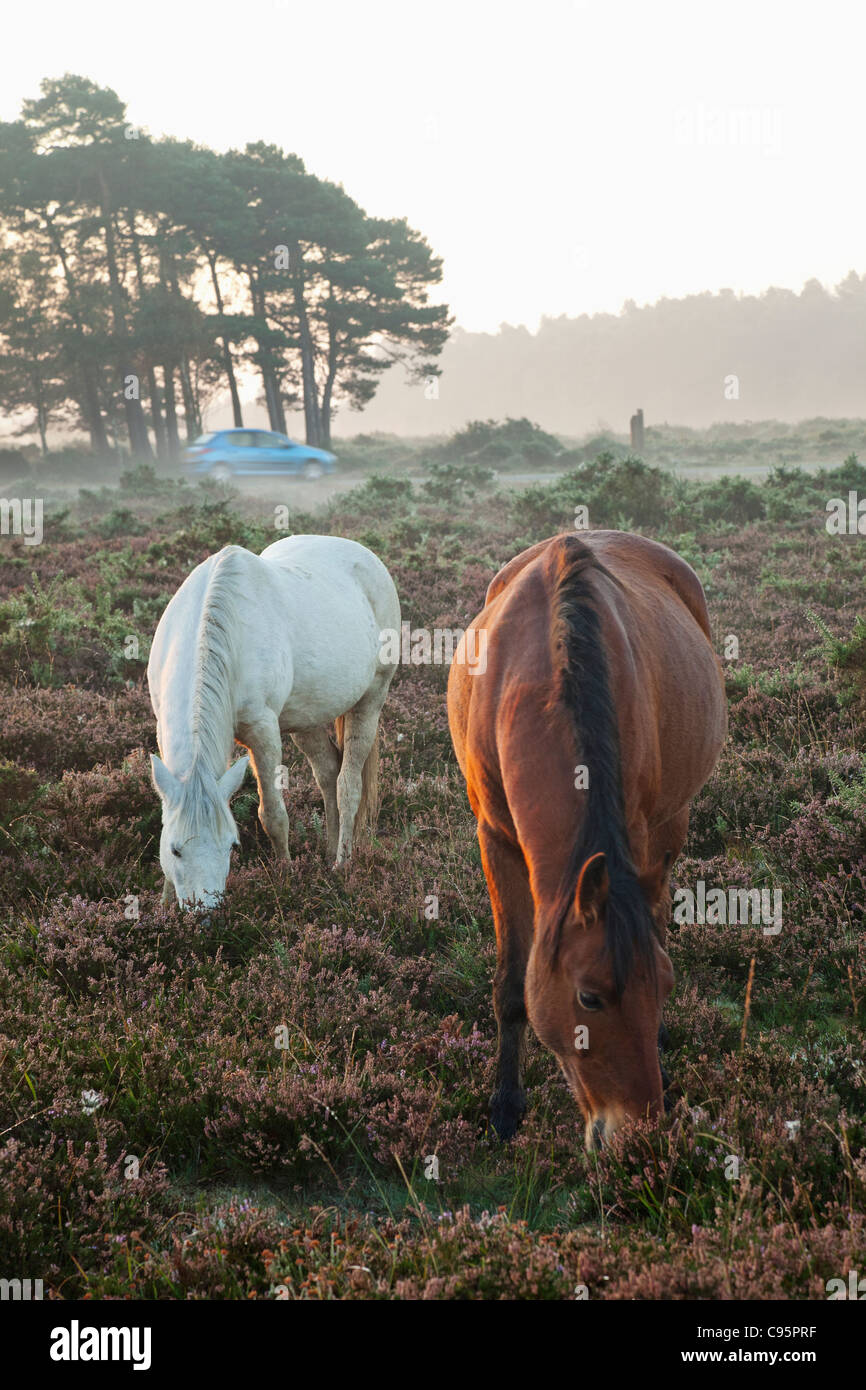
[239,713,290,859]
[291,726,341,861]
[478,823,534,1140]
[333,686,388,867]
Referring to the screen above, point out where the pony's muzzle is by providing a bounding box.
[589,1118,606,1151]
[585,1100,657,1149]
[585,1112,624,1149]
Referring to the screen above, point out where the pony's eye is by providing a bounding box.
[171,846,182,859]
[577,990,603,1011]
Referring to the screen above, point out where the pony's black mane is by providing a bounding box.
[548,536,656,996]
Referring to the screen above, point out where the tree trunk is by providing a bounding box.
[272,373,287,434]
[248,272,284,432]
[127,212,168,459]
[263,372,281,432]
[178,353,199,441]
[321,359,338,450]
[98,180,152,458]
[162,251,201,441]
[207,250,244,426]
[34,384,48,455]
[84,370,110,453]
[162,365,181,456]
[299,335,320,445]
[290,242,323,446]
[147,366,168,458]
[43,212,110,453]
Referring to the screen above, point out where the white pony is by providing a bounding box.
[146,535,401,907]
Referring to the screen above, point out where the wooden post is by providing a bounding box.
[630,407,645,454]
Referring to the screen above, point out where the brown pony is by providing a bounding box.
[447,531,726,1148]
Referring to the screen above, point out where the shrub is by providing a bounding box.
[510,453,670,532]
[697,475,766,524]
[809,612,866,707]
[436,417,564,470]
[420,460,495,503]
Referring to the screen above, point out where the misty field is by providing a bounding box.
[1,451,864,1300]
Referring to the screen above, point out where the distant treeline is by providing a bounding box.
[360,275,866,437]
[0,75,450,457]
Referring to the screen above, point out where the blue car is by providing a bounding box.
[184,429,336,481]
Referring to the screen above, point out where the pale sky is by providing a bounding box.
[2,0,864,333]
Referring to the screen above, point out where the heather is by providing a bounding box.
[0,450,864,1299]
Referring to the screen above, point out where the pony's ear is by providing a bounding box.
[219,755,249,802]
[574,851,609,924]
[151,754,180,802]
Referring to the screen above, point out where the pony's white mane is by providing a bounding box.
[175,546,247,835]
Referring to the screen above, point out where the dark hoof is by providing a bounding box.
[490,1090,526,1141]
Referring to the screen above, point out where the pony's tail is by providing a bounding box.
[333,716,381,839]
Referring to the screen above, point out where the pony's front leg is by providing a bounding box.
[478,823,534,1140]
[291,727,341,861]
[240,714,290,860]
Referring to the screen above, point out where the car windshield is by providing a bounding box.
[192,433,216,444]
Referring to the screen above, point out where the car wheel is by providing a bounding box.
[302,460,324,480]
[211,463,232,483]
